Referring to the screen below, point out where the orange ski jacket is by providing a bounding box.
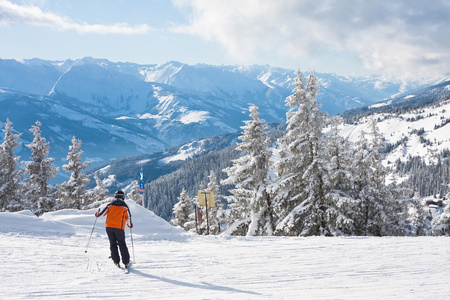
[98,200,131,230]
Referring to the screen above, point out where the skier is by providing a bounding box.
[95,190,133,270]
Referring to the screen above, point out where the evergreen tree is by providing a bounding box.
[273,69,326,236]
[206,170,226,235]
[0,119,23,211]
[323,116,358,235]
[367,118,398,236]
[21,121,59,215]
[222,190,251,235]
[86,172,109,207]
[171,188,193,230]
[388,180,416,236]
[298,157,332,236]
[351,129,371,235]
[352,119,393,236]
[432,189,450,235]
[406,196,430,236]
[57,136,91,209]
[127,180,143,204]
[222,105,273,236]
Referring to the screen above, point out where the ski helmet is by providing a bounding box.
[115,190,125,200]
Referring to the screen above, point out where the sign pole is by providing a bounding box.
[197,191,214,235]
[194,204,199,234]
[204,192,210,235]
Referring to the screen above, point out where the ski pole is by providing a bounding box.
[85,217,98,253]
[130,226,135,263]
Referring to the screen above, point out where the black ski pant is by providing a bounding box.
[106,227,130,265]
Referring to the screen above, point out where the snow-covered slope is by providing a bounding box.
[343,100,450,165]
[341,81,450,166]
[0,200,188,243]
[0,203,449,299]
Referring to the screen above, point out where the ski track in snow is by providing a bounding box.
[1,203,449,299]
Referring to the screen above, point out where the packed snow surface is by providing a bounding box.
[1,201,449,299]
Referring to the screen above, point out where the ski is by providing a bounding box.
[111,257,131,274]
[115,263,131,274]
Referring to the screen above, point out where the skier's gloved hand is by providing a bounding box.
[127,219,133,228]
[95,211,100,217]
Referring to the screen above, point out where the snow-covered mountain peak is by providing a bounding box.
[140,61,185,84]
[2,56,449,181]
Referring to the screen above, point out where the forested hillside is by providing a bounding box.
[141,89,450,222]
[342,80,450,198]
[142,124,284,220]
[141,74,450,239]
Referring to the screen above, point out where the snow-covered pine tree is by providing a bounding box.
[21,121,59,215]
[206,170,226,235]
[352,119,392,236]
[184,195,198,233]
[323,116,358,236]
[127,180,142,204]
[222,190,251,235]
[387,176,416,236]
[297,156,332,236]
[406,196,430,236]
[273,69,327,236]
[57,136,91,209]
[222,105,273,236]
[351,129,370,235]
[431,188,450,235]
[171,188,192,230]
[86,172,109,207]
[0,119,24,212]
[367,118,401,236]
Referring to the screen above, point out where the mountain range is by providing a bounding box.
[0,57,448,182]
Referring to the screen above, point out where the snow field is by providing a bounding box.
[1,201,449,299]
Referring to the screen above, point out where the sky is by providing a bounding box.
[0,0,450,81]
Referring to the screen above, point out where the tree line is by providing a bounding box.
[0,120,110,215]
[170,69,450,237]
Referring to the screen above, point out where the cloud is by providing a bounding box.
[173,0,450,81]
[0,0,152,34]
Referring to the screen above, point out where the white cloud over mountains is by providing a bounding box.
[1,0,448,81]
[173,0,450,81]
[0,0,151,34]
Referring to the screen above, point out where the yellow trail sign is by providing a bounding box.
[198,191,215,207]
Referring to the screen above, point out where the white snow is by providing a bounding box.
[161,140,207,163]
[137,159,152,165]
[138,113,159,120]
[179,110,209,124]
[1,201,449,299]
[115,116,135,120]
[102,174,118,187]
[341,100,450,165]
[369,99,394,109]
